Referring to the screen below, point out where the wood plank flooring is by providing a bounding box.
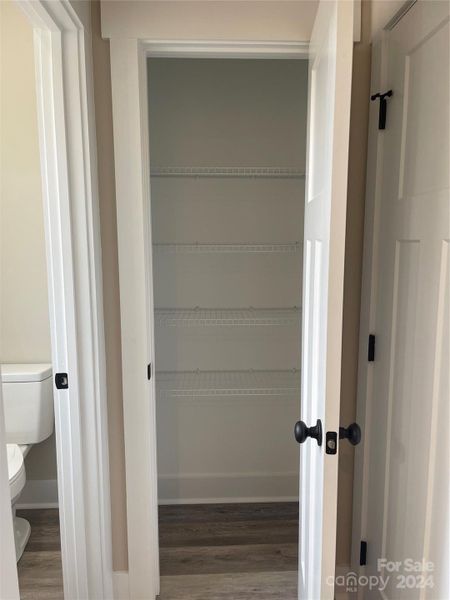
[16,502,298,599]
[16,508,64,600]
[158,503,298,599]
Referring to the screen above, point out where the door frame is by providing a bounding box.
[0,1,113,598]
[109,37,309,600]
[106,11,359,600]
[350,0,415,581]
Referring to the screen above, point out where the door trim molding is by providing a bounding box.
[106,4,360,595]
[3,1,114,597]
[108,32,313,599]
[142,40,310,59]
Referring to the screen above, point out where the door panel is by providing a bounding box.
[427,243,449,596]
[299,1,354,598]
[365,2,449,598]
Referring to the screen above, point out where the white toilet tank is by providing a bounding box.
[1,364,54,444]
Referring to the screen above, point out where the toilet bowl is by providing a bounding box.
[1,363,54,561]
[7,443,30,561]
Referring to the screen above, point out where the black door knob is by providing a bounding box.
[294,419,322,446]
[339,423,361,446]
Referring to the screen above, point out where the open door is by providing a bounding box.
[358,2,449,598]
[296,1,354,598]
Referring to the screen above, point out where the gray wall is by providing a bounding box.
[148,58,307,502]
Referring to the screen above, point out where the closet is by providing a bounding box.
[148,58,308,505]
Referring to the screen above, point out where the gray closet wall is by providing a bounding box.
[148,58,308,502]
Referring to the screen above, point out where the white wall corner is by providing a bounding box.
[113,571,130,600]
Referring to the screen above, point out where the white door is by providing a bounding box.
[297,1,354,598]
[363,1,449,598]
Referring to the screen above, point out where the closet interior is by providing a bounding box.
[148,58,308,564]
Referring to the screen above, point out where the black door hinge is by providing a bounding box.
[370,90,393,130]
[55,372,69,389]
[360,540,367,566]
[368,334,376,362]
[147,363,152,380]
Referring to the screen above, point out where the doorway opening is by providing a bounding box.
[1,3,62,596]
[147,57,308,596]
[0,1,113,598]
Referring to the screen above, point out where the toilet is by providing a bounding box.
[1,363,54,561]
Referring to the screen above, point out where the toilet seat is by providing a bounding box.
[7,444,26,502]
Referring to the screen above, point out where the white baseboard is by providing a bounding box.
[113,571,129,600]
[159,496,298,505]
[158,472,298,504]
[16,479,59,509]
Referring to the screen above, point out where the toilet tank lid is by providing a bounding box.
[1,363,52,383]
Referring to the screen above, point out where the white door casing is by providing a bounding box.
[109,37,160,600]
[105,3,361,597]
[108,38,310,600]
[299,1,354,598]
[353,1,449,598]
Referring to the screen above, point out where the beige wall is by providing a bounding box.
[101,0,318,41]
[336,0,403,565]
[91,0,128,571]
[0,0,50,364]
[336,0,372,567]
[0,0,57,482]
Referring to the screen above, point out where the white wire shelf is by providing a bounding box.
[153,242,301,254]
[156,369,301,398]
[154,307,301,327]
[150,166,305,179]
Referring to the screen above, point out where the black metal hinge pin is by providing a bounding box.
[370,90,393,130]
[360,540,368,566]
[368,334,376,362]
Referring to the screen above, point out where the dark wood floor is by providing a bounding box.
[158,503,298,599]
[16,503,298,600]
[16,508,63,600]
